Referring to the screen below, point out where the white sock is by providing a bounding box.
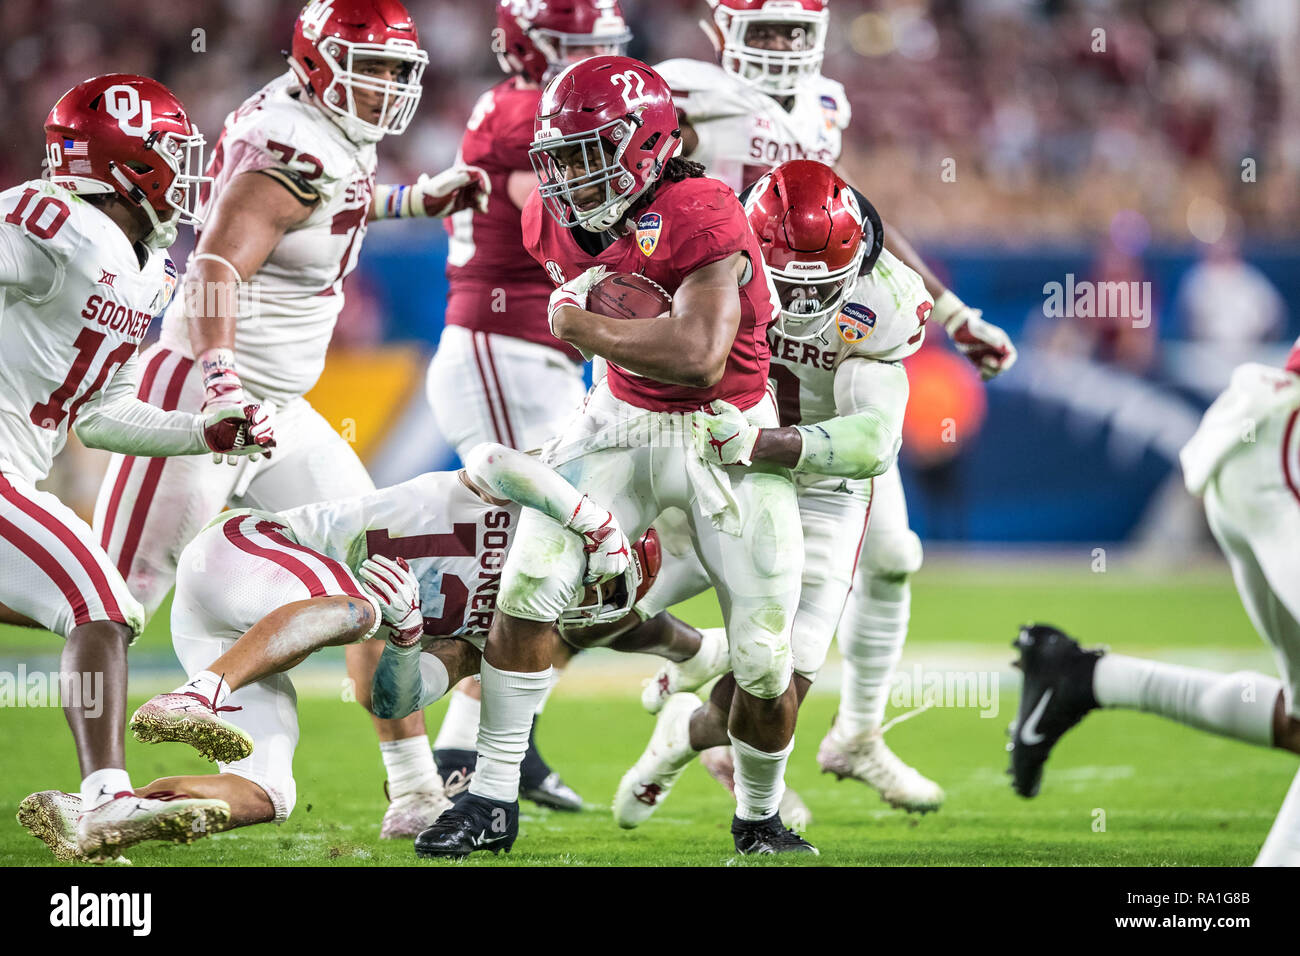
[470,662,553,803]
[80,768,132,812]
[176,669,231,706]
[1093,655,1279,746]
[838,575,909,736]
[432,688,480,752]
[1256,765,1300,866]
[379,735,441,800]
[534,669,560,716]
[730,733,793,821]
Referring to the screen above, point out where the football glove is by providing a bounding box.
[547,265,608,340]
[933,291,1018,381]
[201,402,276,464]
[359,555,423,648]
[692,399,759,466]
[412,165,491,217]
[564,494,630,585]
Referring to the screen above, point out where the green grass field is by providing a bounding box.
[2,559,1295,866]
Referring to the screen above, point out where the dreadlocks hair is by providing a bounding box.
[626,156,709,221]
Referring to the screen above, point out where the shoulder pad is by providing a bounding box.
[654,58,755,117]
[836,249,931,362]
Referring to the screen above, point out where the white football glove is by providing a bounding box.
[692,400,760,466]
[358,555,423,648]
[564,494,630,585]
[547,265,608,339]
[933,291,1018,381]
[412,165,491,217]
[201,402,276,465]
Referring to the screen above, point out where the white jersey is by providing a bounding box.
[158,72,377,407]
[656,58,850,193]
[280,470,520,640]
[768,248,931,427]
[0,180,175,483]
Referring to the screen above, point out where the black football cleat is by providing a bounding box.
[433,748,476,805]
[414,793,518,860]
[519,718,584,812]
[731,813,819,856]
[1008,623,1104,798]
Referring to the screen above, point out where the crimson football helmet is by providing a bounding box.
[744,160,882,341]
[560,526,662,629]
[704,0,829,96]
[288,0,429,144]
[44,74,207,250]
[496,0,632,84]
[530,56,682,232]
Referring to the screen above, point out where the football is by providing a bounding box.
[587,272,672,320]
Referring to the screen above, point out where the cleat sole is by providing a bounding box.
[130,708,253,764]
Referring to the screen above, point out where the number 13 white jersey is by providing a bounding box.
[157,72,377,408]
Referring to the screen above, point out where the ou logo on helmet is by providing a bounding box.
[104,84,154,137]
[509,0,543,19]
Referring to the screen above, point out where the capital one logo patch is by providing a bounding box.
[636,213,662,257]
[837,302,876,344]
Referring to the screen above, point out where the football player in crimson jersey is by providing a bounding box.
[90,0,489,842]
[655,0,1015,803]
[588,162,943,828]
[1003,350,1300,866]
[9,75,275,863]
[415,55,813,858]
[425,0,634,816]
[114,444,633,846]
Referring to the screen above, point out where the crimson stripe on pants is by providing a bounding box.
[113,351,194,578]
[256,524,368,601]
[481,334,519,448]
[0,474,124,623]
[471,332,507,445]
[99,346,171,551]
[223,516,329,596]
[0,513,92,628]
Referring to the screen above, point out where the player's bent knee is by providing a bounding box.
[731,629,794,700]
[497,513,584,622]
[863,528,923,580]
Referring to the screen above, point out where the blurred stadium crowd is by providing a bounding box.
[1,0,1297,244]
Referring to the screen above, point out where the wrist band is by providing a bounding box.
[191,252,243,285]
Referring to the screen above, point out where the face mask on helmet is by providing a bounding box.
[531,26,632,81]
[531,121,645,232]
[305,41,428,144]
[716,7,827,95]
[770,245,864,341]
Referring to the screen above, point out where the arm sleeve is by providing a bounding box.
[73,351,207,456]
[793,358,909,479]
[462,443,584,526]
[370,642,446,720]
[0,223,60,298]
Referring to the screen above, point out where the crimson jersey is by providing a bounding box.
[523,175,780,413]
[445,79,577,360]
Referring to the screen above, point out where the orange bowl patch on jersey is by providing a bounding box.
[635,213,662,257]
[837,302,877,344]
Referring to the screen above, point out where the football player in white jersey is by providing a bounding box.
[653,0,1017,804]
[8,74,274,863]
[91,0,489,840]
[115,443,631,850]
[600,161,942,828]
[1006,348,1300,866]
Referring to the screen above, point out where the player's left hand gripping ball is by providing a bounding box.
[935,292,1018,381]
[692,400,759,467]
[359,555,423,648]
[415,165,491,217]
[565,494,631,585]
[547,265,608,339]
[202,402,276,463]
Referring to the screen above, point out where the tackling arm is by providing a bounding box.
[694,357,909,480]
[550,254,744,388]
[370,165,491,221]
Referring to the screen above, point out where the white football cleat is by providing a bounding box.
[16,790,130,864]
[131,691,253,763]
[380,786,453,839]
[699,745,813,828]
[76,791,230,861]
[613,692,701,829]
[641,627,729,714]
[817,718,944,813]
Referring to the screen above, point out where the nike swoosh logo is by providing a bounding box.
[1019,688,1053,746]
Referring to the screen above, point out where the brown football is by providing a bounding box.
[587,272,672,320]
